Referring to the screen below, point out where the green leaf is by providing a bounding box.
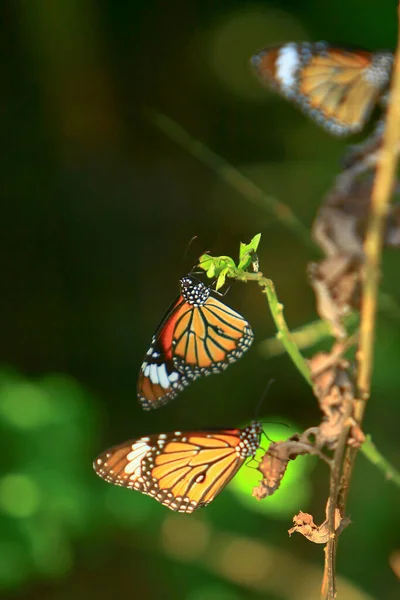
[215,267,230,291]
[198,236,261,288]
[237,233,261,271]
[198,254,214,273]
[239,233,261,261]
[199,254,236,281]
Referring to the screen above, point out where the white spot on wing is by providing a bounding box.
[169,371,179,383]
[149,364,159,384]
[276,43,299,89]
[143,364,150,377]
[157,363,170,390]
[125,442,150,476]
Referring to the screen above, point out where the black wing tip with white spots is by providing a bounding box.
[137,323,254,408]
[137,334,192,409]
[153,494,208,513]
[137,370,194,411]
[138,387,179,411]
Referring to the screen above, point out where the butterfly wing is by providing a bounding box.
[172,295,254,377]
[137,295,193,410]
[251,42,393,135]
[93,424,261,513]
[138,280,253,411]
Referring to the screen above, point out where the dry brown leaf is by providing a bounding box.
[253,434,331,501]
[288,509,351,544]
[308,257,361,339]
[310,164,400,341]
[252,443,290,500]
[308,352,363,449]
[312,177,374,258]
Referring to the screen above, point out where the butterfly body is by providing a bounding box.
[251,41,393,136]
[138,275,253,410]
[94,421,262,513]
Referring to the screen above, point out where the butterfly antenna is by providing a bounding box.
[182,235,199,267]
[261,420,290,429]
[254,378,276,420]
[260,421,290,443]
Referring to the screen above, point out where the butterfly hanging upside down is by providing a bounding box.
[137,274,254,410]
[93,421,262,513]
[251,41,393,136]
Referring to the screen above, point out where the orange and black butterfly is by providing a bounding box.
[137,274,253,410]
[93,421,262,513]
[251,41,393,136]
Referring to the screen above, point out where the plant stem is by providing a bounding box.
[322,398,353,600]
[361,436,400,486]
[236,271,312,385]
[324,4,400,596]
[259,313,359,358]
[339,1,400,512]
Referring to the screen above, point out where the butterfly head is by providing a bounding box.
[240,421,263,458]
[180,275,210,306]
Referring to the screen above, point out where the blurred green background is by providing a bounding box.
[1,1,400,599]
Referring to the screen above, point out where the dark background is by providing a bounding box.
[1,1,399,599]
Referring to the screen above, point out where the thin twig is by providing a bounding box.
[259,313,359,359]
[323,4,400,596]
[339,2,400,513]
[361,435,400,486]
[322,398,353,600]
[358,53,400,402]
[147,110,318,253]
[236,271,312,385]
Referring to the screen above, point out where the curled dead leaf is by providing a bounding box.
[308,257,361,340]
[308,351,363,449]
[253,433,331,501]
[252,443,290,500]
[310,165,400,340]
[288,509,351,544]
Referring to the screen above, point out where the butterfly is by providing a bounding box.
[251,41,393,136]
[93,421,262,513]
[137,274,253,410]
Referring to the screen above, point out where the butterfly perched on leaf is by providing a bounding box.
[251,41,393,136]
[137,274,253,410]
[93,421,262,513]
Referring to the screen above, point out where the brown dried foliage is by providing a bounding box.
[253,123,399,543]
[289,504,351,544]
